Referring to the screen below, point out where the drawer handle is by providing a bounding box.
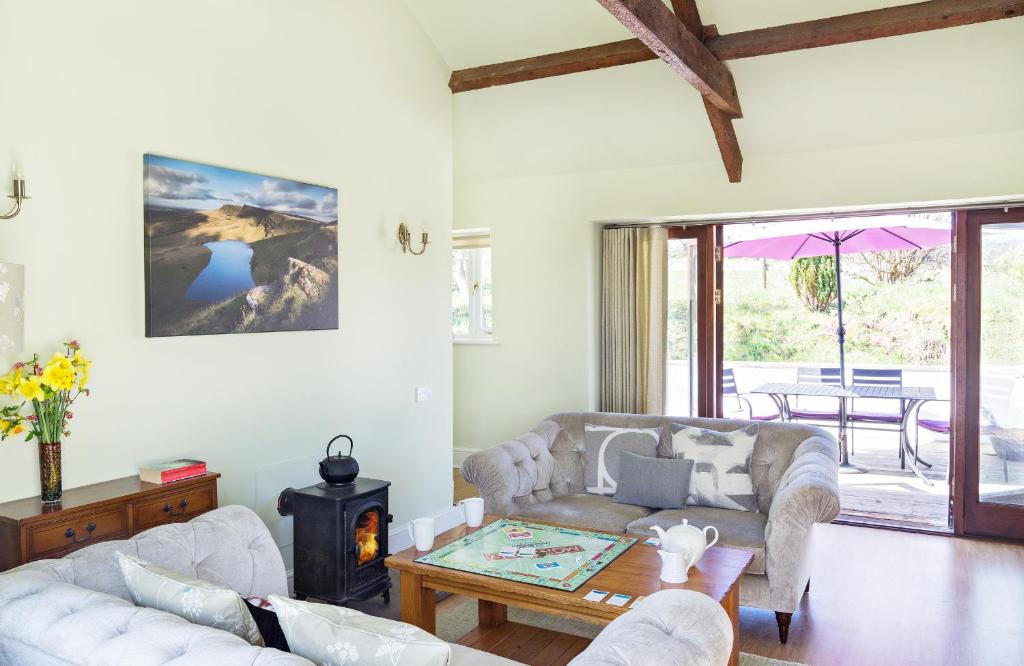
[66,524,94,544]
[65,527,75,539]
[86,522,97,533]
[163,499,190,517]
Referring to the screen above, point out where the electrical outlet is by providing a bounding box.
[415,387,432,403]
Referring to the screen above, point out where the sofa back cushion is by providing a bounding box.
[548,413,831,513]
[583,424,660,495]
[10,505,288,602]
[670,423,759,512]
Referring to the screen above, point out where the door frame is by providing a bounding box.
[668,225,723,418]
[953,206,1024,540]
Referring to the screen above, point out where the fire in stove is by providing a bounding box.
[355,509,380,565]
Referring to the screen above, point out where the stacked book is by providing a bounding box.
[139,459,207,484]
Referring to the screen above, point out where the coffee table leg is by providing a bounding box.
[399,571,436,633]
[478,599,508,628]
[722,584,740,666]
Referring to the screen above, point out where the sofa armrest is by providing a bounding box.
[569,590,732,666]
[461,425,558,515]
[764,435,840,611]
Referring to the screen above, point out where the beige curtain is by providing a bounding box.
[600,226,668,415]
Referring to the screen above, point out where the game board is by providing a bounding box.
[415,519,636,591]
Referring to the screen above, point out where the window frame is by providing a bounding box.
[452,228,496,344]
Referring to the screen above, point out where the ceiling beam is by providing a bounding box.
[708,0,1024,60]
[594,0,742,118]
[448,0,1024,94]
[670,0,743,183]
[448,39,655,94]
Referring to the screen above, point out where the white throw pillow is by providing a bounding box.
[116,552,263,646]
[269,594,451,666]
[670,423,759,512]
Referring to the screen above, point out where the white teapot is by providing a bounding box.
[650,519,719,566]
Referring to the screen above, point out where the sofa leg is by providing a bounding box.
[775,612,793,644]
[805,579,810,594]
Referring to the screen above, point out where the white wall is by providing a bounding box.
[454,129,1024,452]
[0,0,454,566]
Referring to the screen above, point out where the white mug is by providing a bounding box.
[459,497,485,528]
[657,548,697,584]
[408,517,435,552]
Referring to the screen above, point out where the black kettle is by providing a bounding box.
[319,435,359,486]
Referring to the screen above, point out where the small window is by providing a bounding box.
[452,229,494,342]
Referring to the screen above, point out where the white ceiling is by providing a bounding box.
[403,0,925,70]
[403,1,1024,182]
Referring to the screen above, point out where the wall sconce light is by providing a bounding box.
[1,170,29,221]
[398,219,429,255]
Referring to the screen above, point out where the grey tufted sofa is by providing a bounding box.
[461,412,841,643]
[0,504,737,666]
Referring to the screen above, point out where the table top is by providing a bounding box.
[752,382,936,401]
[385,514,752,624]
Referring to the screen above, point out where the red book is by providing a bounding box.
[140,459,207,484]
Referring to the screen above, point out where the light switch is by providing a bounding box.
[415,387,432,402]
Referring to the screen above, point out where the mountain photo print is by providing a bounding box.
[143,155,339,337]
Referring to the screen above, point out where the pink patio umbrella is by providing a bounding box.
[724,216,951,384]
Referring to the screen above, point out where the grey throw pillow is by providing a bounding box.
[583,424,660,495]
[613,451,694,509]
[670,423,759,512]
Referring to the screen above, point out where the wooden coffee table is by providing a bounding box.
[385,515,753,666]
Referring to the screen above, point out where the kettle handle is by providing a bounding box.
[327,434,354,458]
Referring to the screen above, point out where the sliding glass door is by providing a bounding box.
[666,226,722,417]
[954,208,1024,539]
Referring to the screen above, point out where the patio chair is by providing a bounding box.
[723,368,780,421]
[787,367,843,422]
[848,368,906,463]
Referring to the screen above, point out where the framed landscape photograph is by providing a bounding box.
[143,154,339,337]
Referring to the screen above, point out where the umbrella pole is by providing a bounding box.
[833,239,864,472]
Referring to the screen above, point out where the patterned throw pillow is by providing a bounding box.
[583,424,660,495]
[116,552,263,645]
[670,423,759,512]
[269,595,451,666]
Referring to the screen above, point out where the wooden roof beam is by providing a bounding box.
[594,0,742,118]
[448,0,1024,94]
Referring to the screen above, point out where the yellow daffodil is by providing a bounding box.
[72,350,91,369]
[78,365,90,389]
[42,354,76,391]
[0,371,20,396]
[17,376,45,401]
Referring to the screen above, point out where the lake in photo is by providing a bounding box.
[185,240,256,302]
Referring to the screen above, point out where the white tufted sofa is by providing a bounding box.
[462,412,841,644]
[0,505,736,666]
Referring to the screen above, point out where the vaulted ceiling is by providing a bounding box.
[404,1,1024,183]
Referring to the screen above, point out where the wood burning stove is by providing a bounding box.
[277,477,392,605]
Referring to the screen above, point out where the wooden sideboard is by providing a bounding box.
[0,472,220,572]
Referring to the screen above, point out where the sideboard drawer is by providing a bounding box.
[26,506,129,560]
[134,483,216,531]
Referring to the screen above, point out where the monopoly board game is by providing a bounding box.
[415,519,636,591]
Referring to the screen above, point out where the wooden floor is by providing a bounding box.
[456,621,590,665]
[450,468,1024,665]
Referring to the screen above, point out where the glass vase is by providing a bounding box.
[39,441,62,504]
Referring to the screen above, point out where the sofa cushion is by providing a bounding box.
[670,423,759,512]
[583,424,660,495]
[269,595,450,666]
[118,553,263,646]
[625,507,768,575]
[512,494,654,533]
[613,452,693,510]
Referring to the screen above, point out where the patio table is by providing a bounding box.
[750,382,937,484]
